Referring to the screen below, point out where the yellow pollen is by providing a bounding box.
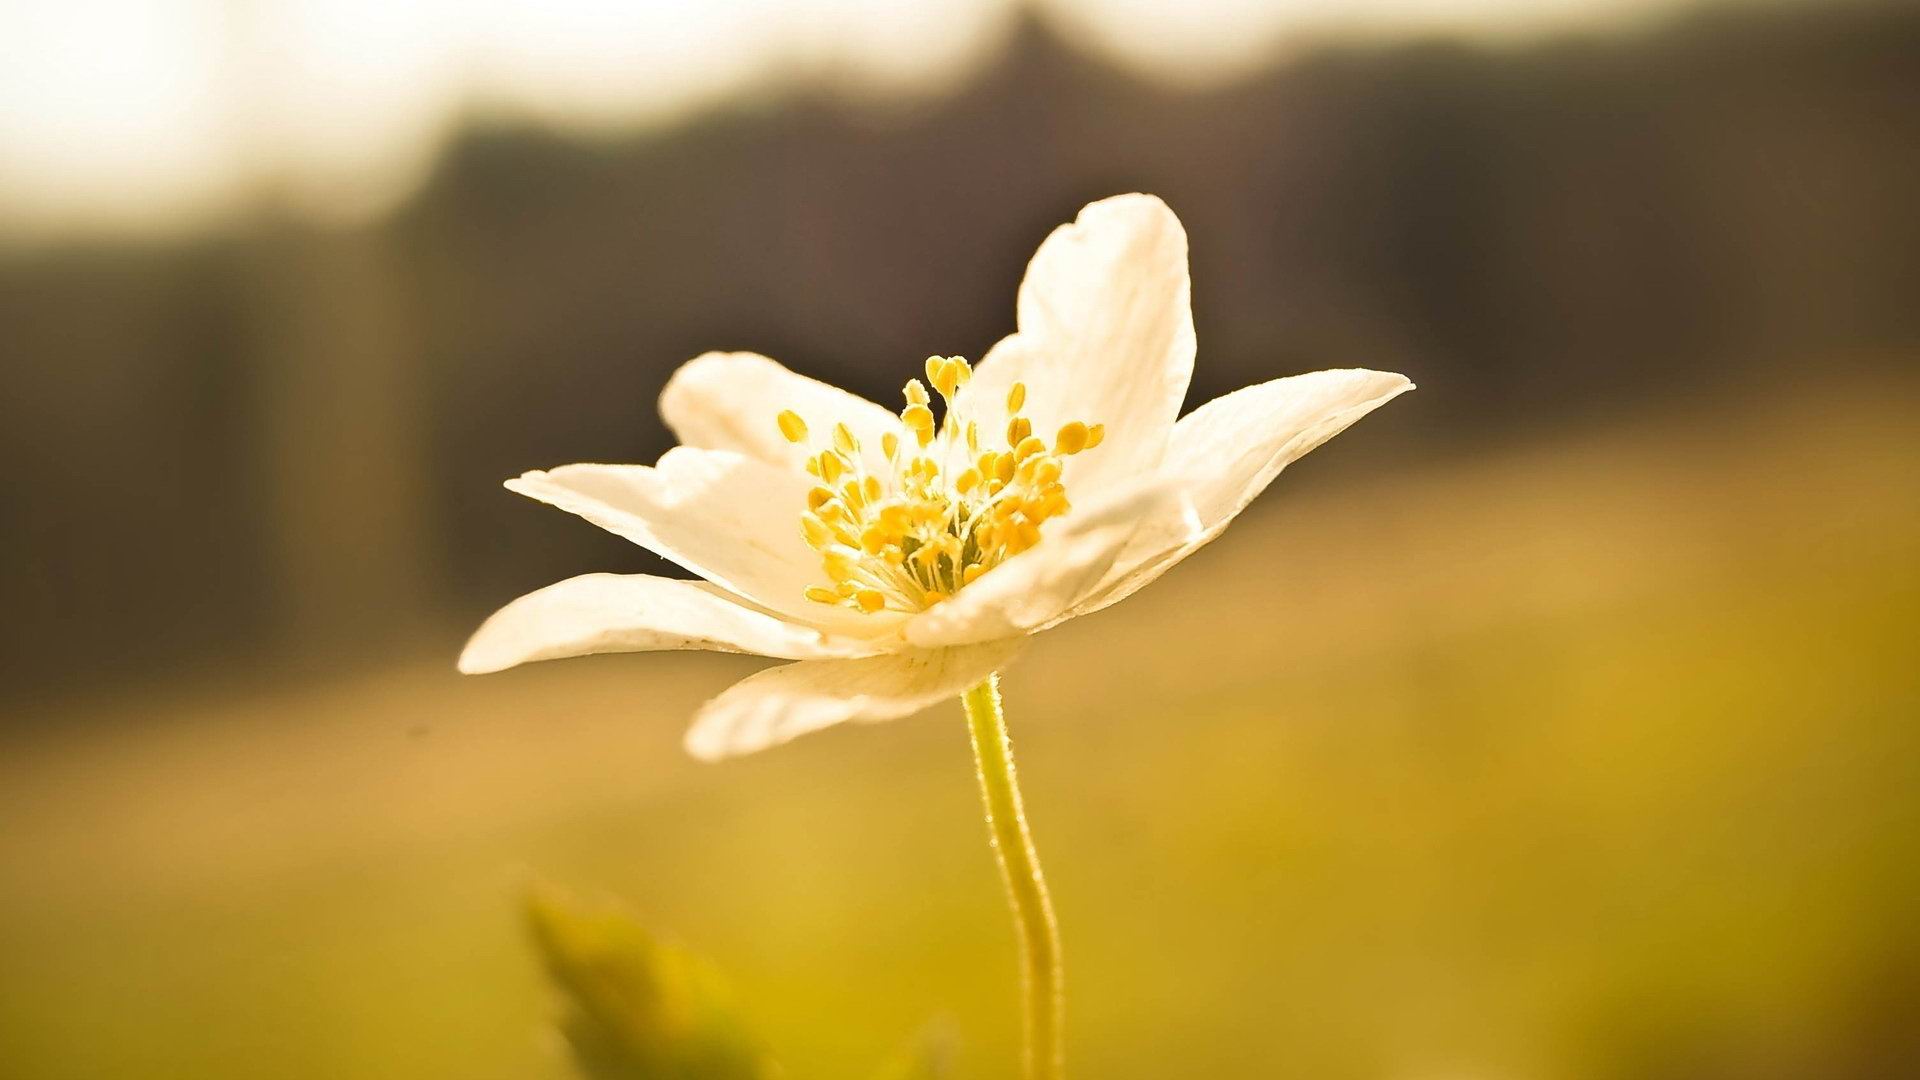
[777,410,808,443]
[787,356,1104,614]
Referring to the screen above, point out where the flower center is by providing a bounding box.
[777,355,1104,615]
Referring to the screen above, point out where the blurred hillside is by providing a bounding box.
[2,0,1917,706]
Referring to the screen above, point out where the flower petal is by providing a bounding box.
[683,639,1024,761]
[459,573,882,675]
[1059,368,1413,621]
[901,478,1197,648]
[506,448,907,638]
[659,351,902,473]
[960,194,1196,503]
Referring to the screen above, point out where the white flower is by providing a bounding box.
[460,194,1413,760]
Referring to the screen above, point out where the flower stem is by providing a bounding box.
[961,673,1064,1080]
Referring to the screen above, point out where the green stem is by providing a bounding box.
[961,674,1064,1080]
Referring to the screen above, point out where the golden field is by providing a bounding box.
[3,377,1915,1080]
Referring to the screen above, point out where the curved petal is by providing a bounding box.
[959,194,1196,504]
[659,351,903,473]
[1060,368,1414,621]
[459,573,883,675]
[506,448,908,638]
[902,478,1197,648]
[684,639,1023,761]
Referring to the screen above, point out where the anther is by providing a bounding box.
[1055,421,1091,455]
[801,516,834,548]
[925,356,952,398]
[777,410,809,443]
[1007,382,1027,412]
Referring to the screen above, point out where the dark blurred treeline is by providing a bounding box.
[2,1,1916,707]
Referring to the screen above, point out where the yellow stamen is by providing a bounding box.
[927,356,959,399]
[777,410,809,443]
[778,353,1104,614]
[801,516,834,548]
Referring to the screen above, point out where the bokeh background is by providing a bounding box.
[2,1,1916,1077]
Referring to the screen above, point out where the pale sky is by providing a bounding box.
[0,0,1702,239]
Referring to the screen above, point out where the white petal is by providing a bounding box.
[459,573,882,675]
[902,478,1197,648]
[1060,368,1413,621]
[506,448,907,638]
[659,351,902,473]
[960,194,1196,502]
[683,639,1024,761]
[1166,368,1413,525]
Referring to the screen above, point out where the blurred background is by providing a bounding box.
[1,0,1916,1077]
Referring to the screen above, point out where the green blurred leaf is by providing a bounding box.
[526,884,781,1080]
